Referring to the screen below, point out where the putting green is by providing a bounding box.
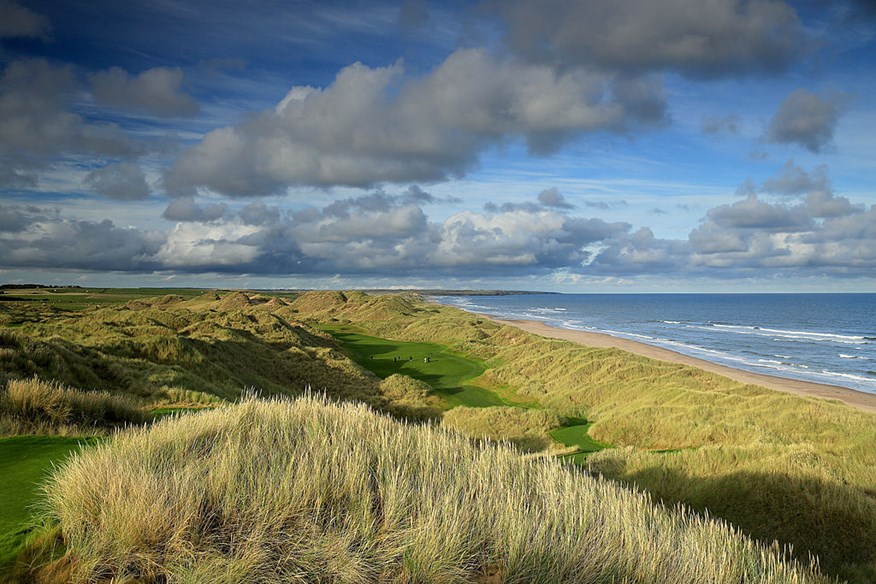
[550,418,607,464]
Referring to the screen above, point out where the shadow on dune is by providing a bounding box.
[607,463,876,582]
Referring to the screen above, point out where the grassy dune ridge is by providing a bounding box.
[290,291,876,581]
[43,395,827,583]
[0,291,416,417]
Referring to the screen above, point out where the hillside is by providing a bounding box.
[39,395,824,583]
[0,290,421,419]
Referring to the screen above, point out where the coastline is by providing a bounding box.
[489,316,876,414]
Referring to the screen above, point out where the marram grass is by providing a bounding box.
[0,377,147,435]
[42,396,827,583]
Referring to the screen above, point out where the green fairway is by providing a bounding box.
[0,436,95,564]
[324,327,512,407]
[550,419,607,464]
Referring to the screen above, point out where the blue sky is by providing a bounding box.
[1,0,875,292]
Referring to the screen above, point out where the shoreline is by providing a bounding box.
[489,316,876,414]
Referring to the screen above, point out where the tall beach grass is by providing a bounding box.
[0,377,147,435]
[42,396,827,583]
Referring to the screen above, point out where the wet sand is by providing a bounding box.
[491,316,876,414]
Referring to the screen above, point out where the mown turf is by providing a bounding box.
[0,436,94,565]
[551,418,608,464]
[324,326,512,408]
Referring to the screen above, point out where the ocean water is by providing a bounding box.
[434,294,876,395]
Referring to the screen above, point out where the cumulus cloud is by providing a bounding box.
[164,48,667,196]
[156,222,262,268]
[0,205,162,271]
[144,189,630,276]
[765,89,844,153]
[0,59,132,187]
[84,162,151,200]
[0,0,51,39]
[489,0,807,78]
[537,187,574,209]
[89,67,199,117]
[436,210,628,271]
[162,197,228,222]
[587,164,875,277]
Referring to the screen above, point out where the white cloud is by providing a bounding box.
[164,49,667,195]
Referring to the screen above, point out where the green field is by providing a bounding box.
[0,436,95,566]
[324,326,511,407]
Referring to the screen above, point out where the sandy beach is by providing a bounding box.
[491,316,876,414]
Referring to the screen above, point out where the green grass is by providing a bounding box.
[323,326,513,408]
[0,436,95,566]
[551,418,608,464]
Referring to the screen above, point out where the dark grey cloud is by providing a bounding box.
[0,0,51,39]
[537,187,574,209]
[489,0,808,78]
[0,204,52,232]
[162,197,227,222]
[765,89,844,153]
[238,201,281,226]
[0,205,162,271]
[701,114,741,135]
[760,161,861,217]
[0,59,133,187]
[84,162,151,200]
[761,159,819,195]
[89,67,199,118]
[701,194,813,231]
[164,49,667,196]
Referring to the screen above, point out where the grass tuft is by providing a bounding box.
[0,377,147,435]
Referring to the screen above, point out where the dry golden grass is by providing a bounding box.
[0,377,147,435]
[442,405,566,453]
[42,396,827,584]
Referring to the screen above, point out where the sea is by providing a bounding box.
[434,293,876,395]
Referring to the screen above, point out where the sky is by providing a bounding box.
[1,0,875,292]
